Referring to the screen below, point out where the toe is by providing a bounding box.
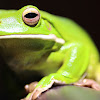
[25,82,38,93]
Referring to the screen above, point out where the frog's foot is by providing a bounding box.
[21,86,45,100]
[24,85,51,100]
[21,73,67,100]
[25,82,38,93]
[74,79,100,91]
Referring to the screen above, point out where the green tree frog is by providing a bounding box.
[0,5,100,100]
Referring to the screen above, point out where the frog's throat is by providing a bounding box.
[0,34,65,44]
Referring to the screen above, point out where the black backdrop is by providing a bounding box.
[0,0,100,51]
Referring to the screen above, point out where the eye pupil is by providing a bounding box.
[24,13,38,18]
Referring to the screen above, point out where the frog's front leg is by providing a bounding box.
[22,42,90,100]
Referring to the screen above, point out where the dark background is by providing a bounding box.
[0,0,100,51]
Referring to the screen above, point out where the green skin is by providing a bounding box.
[0,5,100,99]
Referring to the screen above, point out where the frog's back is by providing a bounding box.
[40,10,97,48]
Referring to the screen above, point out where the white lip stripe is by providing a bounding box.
[0,34,65,44]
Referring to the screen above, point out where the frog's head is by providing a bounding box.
[0,5,65,51]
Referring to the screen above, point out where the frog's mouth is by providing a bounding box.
[0,34,65,51]
[0,34,65,44]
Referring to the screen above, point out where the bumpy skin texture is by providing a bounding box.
[0,5,99,99]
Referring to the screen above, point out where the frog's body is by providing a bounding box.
[0,5,100,100]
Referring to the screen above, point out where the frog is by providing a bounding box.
[0,5,100,100]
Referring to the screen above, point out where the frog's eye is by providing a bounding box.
[22,8,40,26]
